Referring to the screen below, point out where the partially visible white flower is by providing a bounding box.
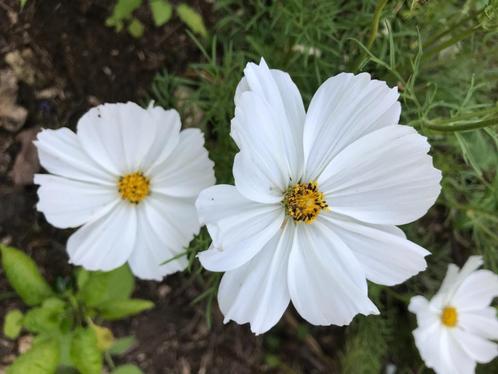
[409,256,498,374]
[196,58,442,334]
[35,102,215,280]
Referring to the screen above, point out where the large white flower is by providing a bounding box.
[196,58,442,334]
[35,102,215,280]
[409,256,498,374]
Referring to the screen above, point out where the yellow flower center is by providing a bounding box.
[118,172,150,204]
[441,306,458,327]
[283,181,328,224]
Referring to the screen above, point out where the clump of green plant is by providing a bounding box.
[150,0,498,371]
[106,0,208,38]
[1,244,152,374]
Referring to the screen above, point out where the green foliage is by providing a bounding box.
[176,3,208,37]
[3,309,23,339]
[6,338,59,374]
[97,299,154,320]
[2,247,152,372]
[71,328,103,374]
[108,336,137,355]
[0,245,53,306]
[77,265,134,307]
[111,364,144,374]
[106,0,208,38]
[150,0,173,26]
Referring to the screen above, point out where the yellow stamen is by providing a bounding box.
[118,172,150,204]
[283,181,328,224]
[441,306,458,327]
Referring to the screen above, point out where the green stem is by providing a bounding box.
[423,25,478,60]
[367,0,389,49]
[424,118,498,132]
[104,352,116,370]
[352,0,389,71]
[424,11,480,49]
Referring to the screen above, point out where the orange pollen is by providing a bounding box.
[118,172,150,204]
[441,306,458,327]
[283,181,328,224]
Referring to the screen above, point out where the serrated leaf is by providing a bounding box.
[6,338,59,374]
[128,18,145,38]
[78,265,134,308]
[176,3,208,37]
[108,336,137,355]
[98,299,154,321]
[23,298,66,334]
[71,328,102,374]
[3,309,23,339]
[111,364,144,374]
[150,0,173,26]
[0,245,53,306]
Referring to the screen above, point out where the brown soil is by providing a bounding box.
[0,1,342,373]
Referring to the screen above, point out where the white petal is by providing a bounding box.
[34,174,118,228]
[77,102,160,174]
[318,125,441,225]
[35,128,115,184]
[142,106,181,171]
[218,224,293,335]
[151,129,215,198]
[443,329,477,374]
[438,256,485,303]
[233,58,305,181]
[128,203,188,281]
[413,324,445,374]
[303,72,400,180]
[196,186,284,272]
[288,222,379,326]
[67,203,137,271]
[459,307,498,341]
[452,270,498,312]
[321,213,429,286]
[232,152,283,204]
[231,92,290,196]
[408,296,439,328]
[452,328,498,363]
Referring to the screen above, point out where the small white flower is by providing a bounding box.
[409,256,498,374]
[35,102,215,280]
[196,58,442,334]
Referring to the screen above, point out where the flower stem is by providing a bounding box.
[424,118,498,132]
[423,25,478,60]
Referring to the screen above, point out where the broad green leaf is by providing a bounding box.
[23,298,66,334]
[76,268,90,290]
[0,245,53,306]
[3,309,23,339]
[176,3,208,37]
[78,265,134,307]
[71,328,102,374]
[6,338,59,374]
[112,364,144,374]
[58,332,73,367]
[150,0,173,26]
[128,18,145,38]
[98,299,154,321]
[106,0,142,29]
[108,336,137,355]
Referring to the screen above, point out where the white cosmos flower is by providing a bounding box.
[196,58,442,334]
[34,102,215,280]
[409,256,498,374]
